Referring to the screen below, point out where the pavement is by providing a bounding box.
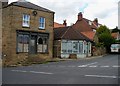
[2,54,120,84]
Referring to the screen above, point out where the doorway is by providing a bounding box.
[29,35,37,54]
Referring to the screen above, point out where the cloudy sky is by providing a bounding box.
[9,0,119,29]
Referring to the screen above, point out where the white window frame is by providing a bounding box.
[39,17,45,29]
[22,14,30,27]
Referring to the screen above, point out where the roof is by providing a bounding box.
[4,0,54,13]
[81,31,96,41]
[54,22,65,28]
[73,18,101,32]
[54,26,90,41]
[72,19,93,32]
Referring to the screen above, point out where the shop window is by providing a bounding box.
[72,41,79,53]
[79,42,83,53]
[17,34,29,52]
[37,37,48,53]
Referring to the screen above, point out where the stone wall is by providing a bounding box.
[93,47,106,56]
[53,40,61,58]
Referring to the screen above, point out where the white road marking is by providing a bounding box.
[78,65,87,67]
[100,66,110,68]
[11,70,53,75]
[112,65,120,68]
[29,71,53,74]
[85,75,118,79]
[78,62,98,67]
[89,65,98,67]
[11,70,27,73]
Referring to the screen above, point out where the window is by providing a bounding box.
[79,42,83,53]
[89,21,92,25]
[72,41,79,53]
[93,29,96,32]
[39,17,45,29]
[67,41,72,53]
[17,34,29,52]
[62,41,68,53]
[37,37,48,53]
[22,14,30,27]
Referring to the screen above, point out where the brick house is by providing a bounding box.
[111,32,120,41]
[73,12,101,32]
[53,12,102,58]
[2,0,54,66]
[54,25,92,59]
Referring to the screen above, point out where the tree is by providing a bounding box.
[96,25,115,52]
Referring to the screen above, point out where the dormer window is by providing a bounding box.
[93,29,96,32]
[39,17,45,29]
[89,21,92,25]
[22,14,30,27]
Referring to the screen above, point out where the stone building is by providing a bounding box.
[2,0,54,66]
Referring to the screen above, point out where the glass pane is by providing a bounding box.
[72,42,79,53]
[18,34,24,52]
[39,17,45,29]
[38,38,43,44]
[23,14,30,27]
[18,43,23,52]
[23,35,29,52]
[79,42,83,53]
[24,44,28,52]
[62,42,67,53]
[38,44,43,52]
[43,44,47,52]
[67,42,72,53]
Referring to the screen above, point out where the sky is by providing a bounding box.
[8,0,119,29]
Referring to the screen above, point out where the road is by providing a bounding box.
[2,54,120,84]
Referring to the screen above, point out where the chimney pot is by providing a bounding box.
[78,12,83,20]
[63,20,67,26]
[94,18,98,26]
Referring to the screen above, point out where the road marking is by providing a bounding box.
[85,75,118,79]
[11,70,27,73]
[78,62,98,67]
[112,65,120,68]
[100,66,110,68]
[11,70,53,75]
[78,65,87,67]
[89,65,98,67]
[29,71,53,74]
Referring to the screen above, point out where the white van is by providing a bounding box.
[110,44,120,53]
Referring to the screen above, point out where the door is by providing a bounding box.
[29,35,37,54]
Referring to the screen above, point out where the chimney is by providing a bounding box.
[93,18,98,26]
[63,20,67,26]
[2,0,8,8]
[78,12,83,20]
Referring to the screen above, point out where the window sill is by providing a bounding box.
[38,28,45,30]
[16,52,49,54]
[22,26,30,28]
[37,52,49,54]
[16,52,28,54]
